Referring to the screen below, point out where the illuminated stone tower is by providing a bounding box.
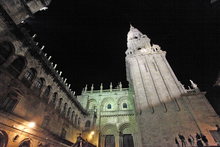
[125,25,220,147]
[126,25,184,114]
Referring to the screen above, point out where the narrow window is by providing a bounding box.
[107,104,111,109]
[78,117,81,126]
[52,93,57,104]
[58,98,63,109]
[67,107,71,118]
[62,103,67,115]
[71,111,75,122]
[123,103,128,109]
[43,86,51,98]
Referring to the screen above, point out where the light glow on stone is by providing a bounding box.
[27,122,36,128]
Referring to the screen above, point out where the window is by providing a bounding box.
[43,86,51,98]
[34,78,44,95]
[67,107,71,118]
[0,41,13,65]
[71,111,75,122]
[35,78,44,89]
[63,103,67,115]
[51,93,57,104]
[7,57,26,77]
[22,68,37,87]
[107,104,111,109]
[78,117,81,126]
[74,115,78,125]
[58,98,63,109]
[0,96,18,112]
[24,68,36,81]
[123,103,128,109]
[85,120,91,128]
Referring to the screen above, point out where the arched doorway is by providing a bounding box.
[119,123,134,147]
[122,134,134,147]
[105,135,115,147]
[19,139,31,147]
[101,124,117,147]
[0,130,8,147]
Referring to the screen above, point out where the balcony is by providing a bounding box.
[100,110,134,117]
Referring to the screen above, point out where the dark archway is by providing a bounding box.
[0,130,8,147]
[7,56,26,77]
[122,134,134,147]
[105,135,115,147]
[19,139,31,147]
[0,41,14,65]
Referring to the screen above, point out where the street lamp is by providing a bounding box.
[90,131,95,135]
[27,122,36,128]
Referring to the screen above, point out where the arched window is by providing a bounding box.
[123,103,128,109]
[51,93,57,104]
[24,68,36,81]
[19,139,30,147]
[43,86,51,98]
[22,68,37,87]
[62,103,67,115]
[41,116,50,128]
[34,78,44,89]
[0,130,8,147]
[71,111,75,122]
[85,120,91,128]
[58,98,63,110]
[78,117,81,126]
[0,94,18,112]
[67,107,71,118]
[7,56,26,77]
[74,114,78,125]
[34,78,44,95]
[0,41,14,65]
[107,104,111,109]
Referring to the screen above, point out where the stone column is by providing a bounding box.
[119,133,123,147]
[115,134,119,147]
[100,135,105,147]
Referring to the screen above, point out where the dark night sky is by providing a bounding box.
[25,0,220,94]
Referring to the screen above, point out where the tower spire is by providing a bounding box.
[126,25,151,54]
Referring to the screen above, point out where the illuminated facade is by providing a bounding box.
[78,26,220,147]
[0,0,220,147]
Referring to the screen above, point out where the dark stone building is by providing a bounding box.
[0,0,95,146]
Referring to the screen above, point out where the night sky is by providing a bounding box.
[25,0,220,94]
